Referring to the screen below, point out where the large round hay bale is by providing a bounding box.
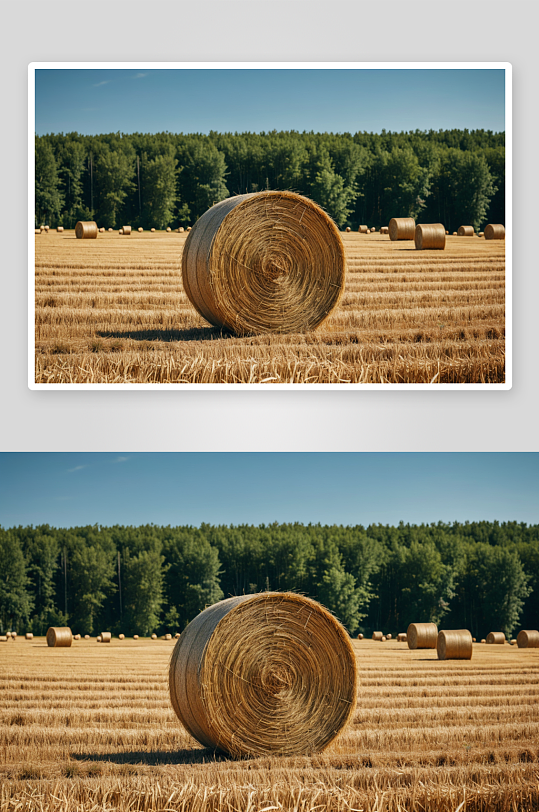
[182,191,345,336]
[100,632,111,643]
[517,630,539,648]
[486,631,506,644]
[25,633,33,640]
[415,223,446,250]
[484,224,505,240]
[46,627,72,647]
[122,225,132,235]
[75,221,98,240]
[372,631,383,641]
[407,622,438,649]
[169,592,357,757]
[57,226,64,233]
[389,218,415,241]
[457,225,474,237]
[437,629,472,660]
[358,225,368,233]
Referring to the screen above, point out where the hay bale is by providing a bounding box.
[510,639,517,645]
[133,635,139,640]
[100,632,111,643]
[380,226,389,234]
[84,635,90,640]
[25,633,33,640]
[122,225,132,235]
[166,227,171,232]
[479,232,484,237]
[119,229,124,235]
[0,636,7,642]
[357,633,363,640]
[407,622,438,649]
[445,230,448,234]
[437,629,473,660]
[169,592,357,757]
[358,225,368,233]
[73,634,81,640]
[389,218,415,241]
[44,225,49,232]
[371,227,377,232]
[372,631,383,641]
[415,223,446,250]
[178,227,184,233]
[11,632,17,639]
[119,634,125,640]
[457,225,474,237]
[151,227,156,232]
[345,227,351,232]
[472,637,476,642]
[396,633,407,642]
[187,226,191,231]
[182,191,345,336]
[165,633,172,640]
[138,227,143,233]
[452,231,457,236]
[174,632,180,639]
[6,632,11,638]
[481,638,486,643]
[484,223,505,240]
[99,227,105,233]
[75,221,98,240]
[46,627,72,648]
[386,633,392,640]
[97,636,102,643]
[381,635,387,641]
[108,228,113,232]
[486,632,506,644]
[35,229,41,235]
[57,227,64,233]
[151,633,157,640]
[517,630,539,648]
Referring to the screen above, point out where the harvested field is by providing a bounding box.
[1,636,537,811]
[34,230,506,384]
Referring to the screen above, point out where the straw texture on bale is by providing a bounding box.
[457,225,474,237]
[100,632,111,643]
[372,631,383,641]
[75,221,98,240]
[25,633,33,640]
[358,225,368,233]
[122,225,132,235]
[182,191,346,336]
[46,627,72,648]
[437,629,473,660]
[57,226,64,232]
[407,622,438,650]
[486,631,506,644]
[415,223,446,250]
[517,630,539,648]
[389,218,415,241]
[484,223,505,240]
[169,592,357,758]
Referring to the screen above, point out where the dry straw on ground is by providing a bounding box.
[372,631,383,641]
[75,221,98,240]
[415,223,446,250]
[484,224,505,240]
[517,630,539,648]
[169,592,357,757]
[389,218,415,241]
[46,627,72,647]
[407,623,438,649]
[437,629,473,660]
[487,632,506,644]
[182,191,346,336]
[458,226,474,237]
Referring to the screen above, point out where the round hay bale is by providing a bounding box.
[381,635,387,642]
[166,227,171,232]
[0,636,7,642]
[345,227,351,232]
[151,227,156,232]
[100,632,111,643]
[46,627,72,648]
[84,634,90,640]
[484,223,505,240]
[182,191,345,336]
[119,229,124,235]
[445,230,448,234]
[486,631,506,644]
[165,633,172,640]
[122,225,132,235]
[380,226,389,234]
[358,225,368,233]
[407,622,438,650]
[97,636,102,643]
[371,227,377,232]
[25,633,33,640]
[397,633,407,642]
[478,232,484,237]
[11,632,17,640]
[357,633,363,640]
[35,229,41,235]
[386,633,392,640]
[472,637,476,642]
[481,638,486,643]
[415,223,446,250]
[437,629,472,660]
[44,225,49,232]
[174,632,180,639]
[457,225,474,237]
[75,221,98,240]
[517,630,539,648]
[73,634,81,640]
[137,227,143,233]
[510,639,517,645]
[372,631,383,641]
[133,634,139,640]
[169,592,356,757]
[178,227,184,233]
[389,217,415,241]
[119,633,125,640]
[57,226,64,233]
[452,231,457,236]
[187,226,191,231]
[151,633,157,640]
[6,632,11,638]
[99,227,105,233]
[108,228,113,232]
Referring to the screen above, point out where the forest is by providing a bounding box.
[1,521,535,639]
[35,129,505,233]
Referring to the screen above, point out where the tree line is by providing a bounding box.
[1,521,534,639]
[35,129,504,233]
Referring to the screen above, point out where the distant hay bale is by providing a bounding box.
[380,226,389,234]
[178,227,184,233]
[358,225,368,233]
[122,225,132,235]
[57,227,64,233]
[371,227,377,232]
[174,632,180,639]
[389,218,415,241]
[119,229,124,235]
[452,232,457,236]
[182,191,345,336]
[0,636,7,643]
[187,226,191,231]
[169,592,357,757]
[100,632,111,643]
[517,630,539,648]
[6,632,11,638]
[138,227,143,233]
[357,633,363,640]
[151,633,157,640]
[35,229,41,235]
[133,635,139,640]
[437,629,473,660]
[386,633,392,640]
[84,634,90,640]
[415,223,446,250]
[510,639,517,645]
[484,223,505,240]
[97,636,102,643]
[457,225,474,237]
[445,230,448,234]
[481,638,486,643]
[472,637,476,642]
[478,232,484,237]
[73,634,81,640]
[372,631,383,641]
[46,627,72,648]
[407,622,438,649]
[75,221,98,240]
[166,227,171,232]
[119,634,125,640]
[151,227,156,232]
[165,633,172,640]
[108,228,113,232]
[381,636,387,642]
[99,227,105,233]
[11,632,17,639]
[25,633,33,640]
[345,227,351,232]
[396,633,407,642]
[486,631,506,644]
[44,225,49,232]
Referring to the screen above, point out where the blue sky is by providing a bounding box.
[34,67,506,136]
[0,453,536,529]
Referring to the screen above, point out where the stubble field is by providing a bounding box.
[34,230,505,384]
[1,637,537,811]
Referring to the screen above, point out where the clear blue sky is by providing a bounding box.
[0,453,536,529]
[34,67,506,136]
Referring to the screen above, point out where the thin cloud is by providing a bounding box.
[93,80,111,87]
[135,73,147,78]
[114,456,130,463]
[67,465,86,473]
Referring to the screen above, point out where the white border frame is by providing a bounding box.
[28,61,511,390]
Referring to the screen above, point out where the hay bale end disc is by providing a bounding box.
[484,223,505,240]
[457,225,474,237]
[389,218,415,241]
[75,221,98,240]
[46,627,72,647]
[415,223,446,250]
[437,629,472,660]
[169,592,357,757]
[486,631,506,644]
[407,622,438,649]
[101,632,111,643]
[182,191,346,336]
[517,630,539,648]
